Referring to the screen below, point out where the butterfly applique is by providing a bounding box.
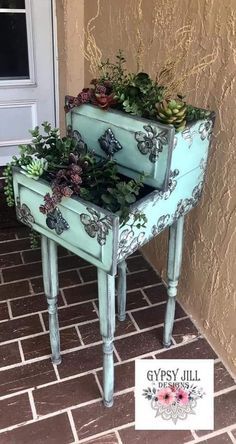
[16,198,35,227]
[46,208,70,235]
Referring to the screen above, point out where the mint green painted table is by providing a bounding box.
[13,104,214,407]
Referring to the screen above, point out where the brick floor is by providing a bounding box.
[0,225,235,444]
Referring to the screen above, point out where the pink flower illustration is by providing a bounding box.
[176,388,189,405]
[157,387,176,406]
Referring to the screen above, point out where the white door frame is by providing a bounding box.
[52,0,60,128]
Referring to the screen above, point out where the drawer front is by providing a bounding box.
[13,171,119,275]
[171,118,214,178]
[66,104,175,190]
[117,163,206,262]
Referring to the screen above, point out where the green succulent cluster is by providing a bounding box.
[186,105,212,122]
[21,158,48,180]
[4,122,147,233]
[95,51,212,132]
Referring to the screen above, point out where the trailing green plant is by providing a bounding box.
[4,123,147,231]
[65,50,213,132]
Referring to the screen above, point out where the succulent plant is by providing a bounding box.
[21,158,48,180]
[155,99,187,132]
[186,105,212,122]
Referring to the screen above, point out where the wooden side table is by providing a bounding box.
[40,214,184,407]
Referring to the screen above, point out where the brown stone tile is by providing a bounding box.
[0,342,21,368]
[43,302,98,329]
[232,429,236,439]
[126,269,161,291]
[58,254,88,271]
[123,290,149,311]
[0,302,9,320]
[73,392,134,440]
[127,255,150,272]
[0,280,30,301]
[214,362,236,392]
[31,269,81,294]
[0,238,31,255]
[172,317,200,344]
[80,266,97,282]
[34,373,99,415]
[198,433,233,443]
[22,246,69,264]
[22,248,42,263]
[0,413,73,444]
[10,292,64,317]
[79,315,136,345]
[119,427,193,444]
[196,389,236,436]
[15,227,30,238]
[22,327,81,360]
[155,337,217,360]
[115,327,163,360]
[0,314,43,342]
[0,230,17,242]
[143,284,168,304]
[85,433,119,444]
[58,344,107,379]
[0,393,32,429]
[0,252,22,268]
[3,262,43,282]
[0,359,56,396]
[131,302,186,329]
[64,282,98,304]
[98,360,135,393]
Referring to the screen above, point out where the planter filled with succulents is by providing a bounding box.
[4,52,215,271]
[3,51,215,408]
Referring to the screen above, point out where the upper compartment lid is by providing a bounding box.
[66,103,175,190]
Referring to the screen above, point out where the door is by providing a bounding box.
[0,0,56,165]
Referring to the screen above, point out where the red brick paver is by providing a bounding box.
[0,225,235,444]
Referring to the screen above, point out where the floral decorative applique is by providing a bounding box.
[117,229,146,261]
[192,182,203,203]
[135,125,168,163]
[173,198,193,221]
[198,119,213,141]
[16,198,35,228]
[151,169,179,206]
[181,126,197,148]
[143,382,205,424]
[46,208,70,235]
[151,215,170,236]
[80,207,113,246]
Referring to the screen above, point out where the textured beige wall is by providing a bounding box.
[58,0,236,374]
[56,0,84,131]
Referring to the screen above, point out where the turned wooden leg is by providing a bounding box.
[117,260,127,321]
[97,268,115,407]
[163,216,184,348]
[41,235,61,365]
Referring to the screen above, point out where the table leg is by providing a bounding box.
[97,268,115,407]
[41,235,61,365]
[163,216,184,348]
[117,260,127,321]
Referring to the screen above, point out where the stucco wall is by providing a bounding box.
[56,0,84,131]
[58,0,236,374]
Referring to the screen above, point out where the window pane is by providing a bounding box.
[0,1,25,8]
[0,12,29,79]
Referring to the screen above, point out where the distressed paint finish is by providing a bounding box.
[80,0,236,372]
[163,216,184,347]
[117,260,127,321]
[97,268,115,407]
[12,102,214,404]
[41,235,61,365]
